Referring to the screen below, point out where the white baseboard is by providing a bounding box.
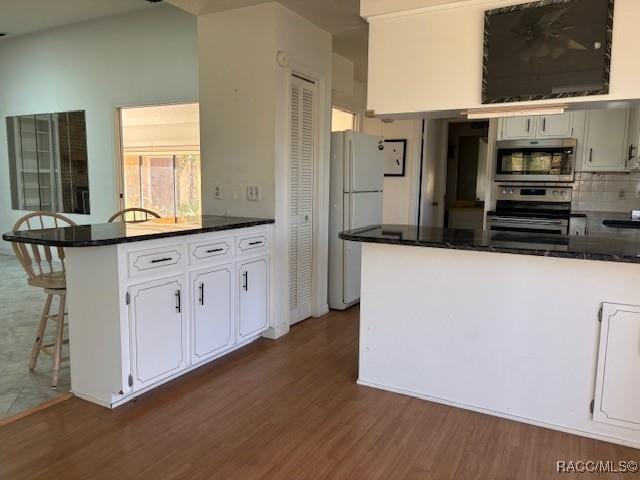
[71,390,113,409]
[314,303,330,317]
[357,379,640,450]
[263,322,290,340]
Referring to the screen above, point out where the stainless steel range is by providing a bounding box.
[487,184,572,235]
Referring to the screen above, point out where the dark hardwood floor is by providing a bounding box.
[0,307,637,480]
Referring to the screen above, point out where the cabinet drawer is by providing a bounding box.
[236,233,269,254]
[127,245,185,278]
[189,238,233,265]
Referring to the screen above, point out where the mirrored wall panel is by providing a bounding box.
[7,110,90,214]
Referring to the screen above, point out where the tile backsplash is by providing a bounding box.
[572,172,640,213]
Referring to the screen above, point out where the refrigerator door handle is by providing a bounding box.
[350,136,357,193]
[346,136,355,193]
[343,193,351,232]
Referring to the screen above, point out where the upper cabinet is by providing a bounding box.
[498,113,573,140]
[499,116,535,140]
[626,107,640,170]
[580,109,631,172]
[497,109,635,173]
[537,114,573,138]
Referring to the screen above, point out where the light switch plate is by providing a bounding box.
[214,184,222,199]
[247,185,261,201]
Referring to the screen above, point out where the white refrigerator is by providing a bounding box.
[329,131,384,310]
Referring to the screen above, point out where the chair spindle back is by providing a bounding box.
[108,208,161,224]
[11,212,76,281]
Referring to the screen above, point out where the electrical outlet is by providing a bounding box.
[619,188,626,199]
[247,185,261,201]
[214,184,222,199]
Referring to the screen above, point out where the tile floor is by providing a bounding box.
[0,254,69,420]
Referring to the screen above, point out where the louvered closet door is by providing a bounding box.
[289,75,315,325]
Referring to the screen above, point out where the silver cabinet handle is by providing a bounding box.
[175,290,181,313]
[199,283,204,306]
[589,148,593,163]
[242,271,248,291]
[542,117,546,132]
[526,118,531,133]
[206,247,224,254]
[248,240,263,246]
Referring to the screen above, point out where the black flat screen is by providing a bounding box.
[482,0,614,104]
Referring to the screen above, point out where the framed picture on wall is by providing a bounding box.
[384,139,407,177]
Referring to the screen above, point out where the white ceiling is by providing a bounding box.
[0,0,369,85]
[167,0,365,35]
[0,0,155,38]
[168,0,369,82]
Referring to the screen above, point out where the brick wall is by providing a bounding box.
[57,111,89,213]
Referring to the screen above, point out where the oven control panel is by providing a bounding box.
[496,185,572,202]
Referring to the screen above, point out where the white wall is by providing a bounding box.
[121,103,200,151]
[332,53,354,97]
[359,242,640,449]
[0,5,198,250]
[333,80,368,125]
[363,118,422,224]
[198,2,332,336]
[198,3,331,217]
[364,0,640,115]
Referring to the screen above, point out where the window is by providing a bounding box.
[7,111,90,214]
[120,103,201,218]
[331,107,357,132]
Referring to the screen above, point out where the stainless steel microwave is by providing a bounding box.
[494,138,577,183]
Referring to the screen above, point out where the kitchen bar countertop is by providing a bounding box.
[340,224,640,264]
[2,215,274,247]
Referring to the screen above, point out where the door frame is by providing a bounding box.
[421,117,497,228]
[268,61,330,338]
[112,99,199,215]
[289,74,317,326]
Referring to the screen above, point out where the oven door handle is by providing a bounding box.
[489,217,567,226]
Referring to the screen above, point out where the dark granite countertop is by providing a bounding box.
[570,211,640,229]
[339,224,640,264]
[2,215,274,247]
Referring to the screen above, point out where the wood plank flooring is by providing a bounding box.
[0,307,637,480]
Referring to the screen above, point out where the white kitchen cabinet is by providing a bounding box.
[581,109,631,172]
[191,265,234,364]
[536,113,573,138]
[498,113,573,140]
[499,116,535,139]
[65,224,273,409]
[128,275,188,390]
[626,107,640,171]
[238,257,269,341]
[593,303,640,431]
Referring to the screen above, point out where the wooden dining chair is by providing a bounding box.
[11,211,77,388]
[108,207,160,223]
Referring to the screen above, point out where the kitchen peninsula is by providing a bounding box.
[341,225,640,449]
[3,216,274,408]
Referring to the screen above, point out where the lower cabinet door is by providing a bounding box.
[238,257,269,341]
[593,303,640,430]
[128,275,187,390]
[191,265,234,364]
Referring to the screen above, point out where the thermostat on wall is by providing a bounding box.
[276,51,289,67]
